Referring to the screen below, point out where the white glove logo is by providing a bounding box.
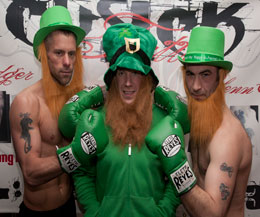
[66,95,79,104]
[162,134,181,157]
[81,132,97,155]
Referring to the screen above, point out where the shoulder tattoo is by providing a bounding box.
[220,183,230,200]
[220,162,233,178]
[19,113,33,153]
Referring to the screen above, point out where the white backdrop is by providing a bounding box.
[0,0,260,215]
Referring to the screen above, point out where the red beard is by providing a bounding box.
[182,67,228,150]
[38,42,84,119]
[105,74,153,148]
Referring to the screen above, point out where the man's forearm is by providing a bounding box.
[181,185,222,217]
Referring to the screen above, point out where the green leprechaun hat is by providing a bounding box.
[102,23,159,88]
[178,26,233,71]
[33,5,86,58]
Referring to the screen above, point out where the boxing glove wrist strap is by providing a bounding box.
[57,146,81,173]
[170,160,196,195]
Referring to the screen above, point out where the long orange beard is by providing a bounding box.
[105,75,153,148]
[183,67,228,150]
[38,43,84,119]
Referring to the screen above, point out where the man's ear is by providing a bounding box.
[219,68,229,80]
[224,70,229,79]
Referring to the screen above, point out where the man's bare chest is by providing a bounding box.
[191,146,210,187]
[38,103,63,147]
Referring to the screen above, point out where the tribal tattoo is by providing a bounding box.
[220,183,230,200]
[19,113,33,153]
[220,162,233,178]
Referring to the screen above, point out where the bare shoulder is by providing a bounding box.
[12,81,42,106]
[224,108,251,145]
[10,81,43,123]
[210,106,252,167]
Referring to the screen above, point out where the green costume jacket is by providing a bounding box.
[72,105,180,217]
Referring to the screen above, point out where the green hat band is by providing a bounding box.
[48,22,71,27]
[184,53,223,62]
[178,26,233,71]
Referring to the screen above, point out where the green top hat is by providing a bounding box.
[178,26,233,71]
[102,23,159,88]
[33,6,86,58]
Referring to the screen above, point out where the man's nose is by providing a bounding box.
[192,76,202,91]
[125,72,132,86]
[63,54,71,67]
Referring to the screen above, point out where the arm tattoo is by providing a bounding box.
[220,183,230,200]
[220,162,233,178]
[19,113,33,153]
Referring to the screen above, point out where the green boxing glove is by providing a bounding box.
[154,85,190,134]
[57,109,108,173]
[145,116,196,195]
[59,85,104,139]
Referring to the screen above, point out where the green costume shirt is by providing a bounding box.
[72,105,180,217]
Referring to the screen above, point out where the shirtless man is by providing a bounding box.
[148,26,252,217]
[10,6,86,216]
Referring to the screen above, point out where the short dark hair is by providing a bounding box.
[44,29,77,48]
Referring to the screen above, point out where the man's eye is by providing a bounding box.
[69,52,75,57]
[118,70,124,76]
[202,73,210,77]
[55,51,62,56]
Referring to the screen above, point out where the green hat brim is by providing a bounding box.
[178,55,233,71]
[104,52,158,88]
[33,24,86,58]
